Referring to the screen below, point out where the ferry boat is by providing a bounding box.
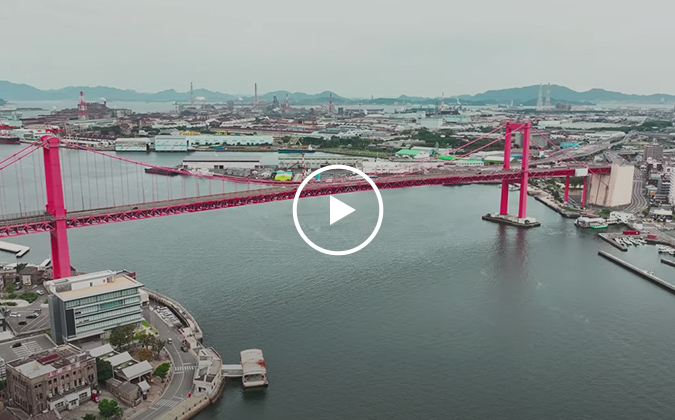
[241,349,268,389]
[575,217,606,228]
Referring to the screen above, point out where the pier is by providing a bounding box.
[0,241,29,257]
[598,233,628,252]
[481,213,541,228]
[598,250,675,294]
[662,258,675,268]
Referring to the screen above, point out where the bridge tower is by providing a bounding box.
[42,136,72,279]
[493,121,534,226]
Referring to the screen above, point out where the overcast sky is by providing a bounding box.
[4,0,674,97]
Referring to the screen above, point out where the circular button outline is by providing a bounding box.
[292,164,384,256]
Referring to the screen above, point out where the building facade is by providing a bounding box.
[48,271,144,344]
[7,344,97,415]
[643,143,664,162]
[588,163,635,207]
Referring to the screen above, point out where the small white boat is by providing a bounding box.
[241,349,268,389]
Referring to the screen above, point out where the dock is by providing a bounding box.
[662,258,675,268]
[598,233,628,252]
[481,213,541,228]
[598,250,675,293]
[0,241,29,258]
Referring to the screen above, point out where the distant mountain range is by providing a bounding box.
[1,80,674,105]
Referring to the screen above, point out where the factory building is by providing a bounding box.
[48,271,144,344]
[154,135,193,152]
[186,135,273,146]
[115,138,149,152]
[278,156,366,170]
[362,161,442,175]
[182,156,262,171]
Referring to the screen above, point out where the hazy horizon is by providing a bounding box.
[4,0,675,97]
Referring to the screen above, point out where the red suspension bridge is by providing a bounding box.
[0,121,611,279]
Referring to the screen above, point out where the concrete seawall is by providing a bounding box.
[662,258,675,268]
[144,288,203,341]
[598,250,675,293]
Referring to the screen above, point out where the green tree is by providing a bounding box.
[15,263,27,273]
[96,358,113,383]
[108,324,137,350]
[137,331,154,348]
[83,414,97,420]
[5,283,14,295]
[98,399,123,419]
[150,336,166,358]
[154,362,170,382]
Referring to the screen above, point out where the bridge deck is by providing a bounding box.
[0,166,611,237]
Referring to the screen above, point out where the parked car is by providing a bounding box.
[35,290,44,296]
[91,394,101,403]
[26,314,38,319]
[9,313,20,318]
[18,321,26,326]
[11,342,21,348]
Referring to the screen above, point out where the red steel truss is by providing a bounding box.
[0,166,611,239]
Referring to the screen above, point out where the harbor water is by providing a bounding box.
[2,145,675,419]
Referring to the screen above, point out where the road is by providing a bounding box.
[129,307,197,420]
[625,170,649,213]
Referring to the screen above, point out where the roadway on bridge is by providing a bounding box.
[0,166,613,238]
[625,170,649,214]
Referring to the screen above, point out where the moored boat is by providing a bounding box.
[241,349,268,389]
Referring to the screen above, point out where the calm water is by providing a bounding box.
[2,145,675,419]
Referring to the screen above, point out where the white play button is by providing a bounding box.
[329,196,355,225]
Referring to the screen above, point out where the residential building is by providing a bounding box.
[644,143,664,162]
[48,271,144,344]
[193,348,223,395]
[6,344,97,415]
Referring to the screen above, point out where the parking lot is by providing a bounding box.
[4,285,51,335]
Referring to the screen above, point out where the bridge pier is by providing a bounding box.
[581,176,588,210]
[517,122,531,219]
[43,136,72,280]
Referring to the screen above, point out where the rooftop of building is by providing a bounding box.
[48,270,143,302]
[182,156,261,162]
[9,344,90,379]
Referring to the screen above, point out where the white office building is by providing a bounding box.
[48,271,144,344]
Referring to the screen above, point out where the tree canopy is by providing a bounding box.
[108,324,137,350]
[154,362,170,381]
[96,358,113,383]
[98,399,123,418]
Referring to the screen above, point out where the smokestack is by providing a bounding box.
[78,91,87,120]
[254,83,258,107]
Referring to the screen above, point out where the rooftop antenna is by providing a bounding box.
[78,91,87,120]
